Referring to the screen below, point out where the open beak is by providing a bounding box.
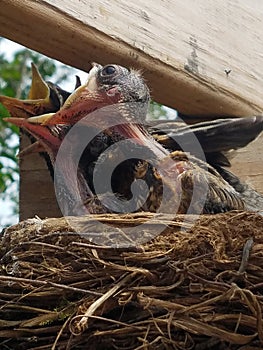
[26,63,122,126]
[26,63,168,160]
[0,63,59,118]
[110,123,169,160]
[4,117,61,163]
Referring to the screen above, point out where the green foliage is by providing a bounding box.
[148,101,170,120]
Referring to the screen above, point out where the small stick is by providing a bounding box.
[70,272,137,335]
[0,276,102,296]
[238,238,254,274]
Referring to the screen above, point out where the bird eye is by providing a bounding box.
[101,65,116,76]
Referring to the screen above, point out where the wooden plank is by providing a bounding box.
[231,134,263,194]
[1,0,263,116]
[19,136,61,220]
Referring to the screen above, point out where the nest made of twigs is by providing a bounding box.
[1,211,263,350]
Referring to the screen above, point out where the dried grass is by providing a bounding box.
[0,211,263,349]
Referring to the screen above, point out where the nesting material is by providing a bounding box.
[0,211,263,350]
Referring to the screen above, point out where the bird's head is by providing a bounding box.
[24,63,166,159]
[4,63,162,164]
[89,63,150,104]
[25,63,150,125]
[4,63,168,215]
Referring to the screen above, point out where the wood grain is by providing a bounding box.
[19,136,61,220]
[231,134,263,194]
[1,0,263,116]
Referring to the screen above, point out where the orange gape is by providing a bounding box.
[3,62,263,214]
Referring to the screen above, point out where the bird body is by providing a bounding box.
[2,63,263,215]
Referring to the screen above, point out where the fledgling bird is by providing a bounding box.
[3,63,263,214]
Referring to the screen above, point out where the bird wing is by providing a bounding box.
[148,116,263,190]
[149,115,263,155]
[158,150,245,214]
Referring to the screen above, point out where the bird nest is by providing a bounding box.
[1,211,263,350]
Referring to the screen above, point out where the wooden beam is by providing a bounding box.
[1,0,263,116]
[231,134,263,194]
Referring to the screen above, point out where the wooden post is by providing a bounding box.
[19,136,61,220]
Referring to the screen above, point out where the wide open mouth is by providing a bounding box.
[23,62,164,156]
[4,63,178,216]
[50,104,177,216]
[3,117,65,163]
[26,64,123,126]
[0,63,67,118]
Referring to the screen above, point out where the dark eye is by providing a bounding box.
[101,65,116,76]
